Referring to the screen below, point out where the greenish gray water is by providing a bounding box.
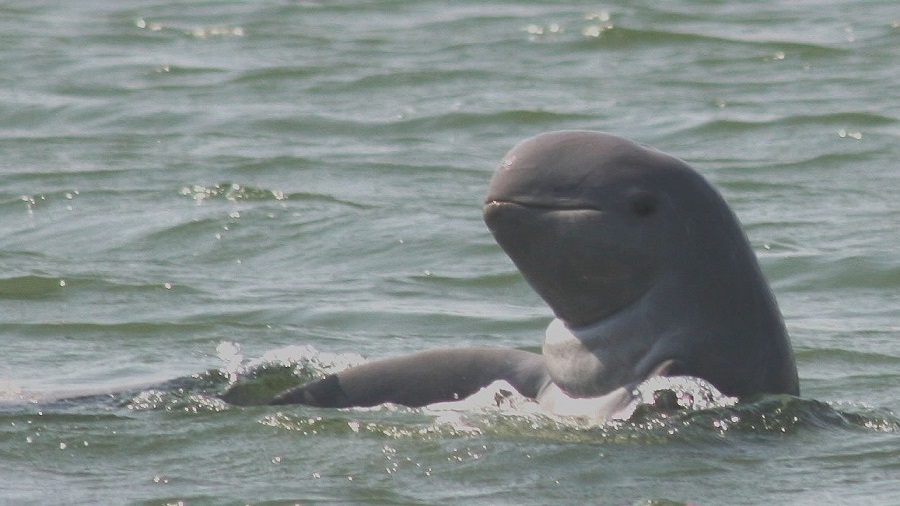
[1,1,898,504]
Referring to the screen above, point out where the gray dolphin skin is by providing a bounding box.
[270,131,799,409]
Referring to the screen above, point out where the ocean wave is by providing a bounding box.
[675,111,896,137]
[22,343,889,443]
[0,275,65,300]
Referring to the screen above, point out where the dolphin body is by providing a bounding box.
[270,131,799,413]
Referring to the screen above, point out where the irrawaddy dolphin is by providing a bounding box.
[270,131,799,413]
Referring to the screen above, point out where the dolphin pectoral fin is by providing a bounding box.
[270,374,352,407]
[269,348,550,408]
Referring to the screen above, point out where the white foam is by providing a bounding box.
[422,374,739,427]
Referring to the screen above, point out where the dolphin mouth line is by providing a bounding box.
[484,199,603,213]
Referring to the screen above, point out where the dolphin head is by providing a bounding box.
[484,131,702,328]
[483,131,799,399]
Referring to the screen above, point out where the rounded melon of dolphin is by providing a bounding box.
[269,131,799,409]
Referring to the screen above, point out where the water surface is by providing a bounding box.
[1,1,897,504]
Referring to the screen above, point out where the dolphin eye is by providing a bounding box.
[629,191,658,217]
